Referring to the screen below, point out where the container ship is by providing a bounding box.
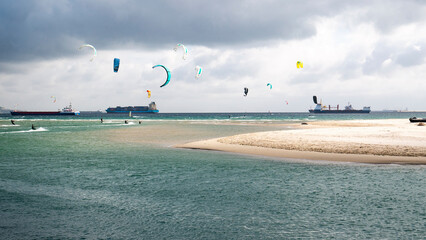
[10,103,80,116]
[309,96,370,114]
[106,102,159,114]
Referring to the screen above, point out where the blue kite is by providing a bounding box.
[113,58,120,72]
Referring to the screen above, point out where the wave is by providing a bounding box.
[118,122,136,126]
[0,127,48,134]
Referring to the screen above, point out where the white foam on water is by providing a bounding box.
[0,127,48,134]
[118,122,136,126]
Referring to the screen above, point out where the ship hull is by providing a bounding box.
[309,109,370,114]
[106,110,159,114]
[11,111,79,116]
[106,103,159,114]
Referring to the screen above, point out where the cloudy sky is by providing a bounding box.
[1,0,425,112]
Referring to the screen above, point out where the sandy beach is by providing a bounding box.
[175,119,426,164]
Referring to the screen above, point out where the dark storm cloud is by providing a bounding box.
[0,0,345,63]
[1,0,425,64]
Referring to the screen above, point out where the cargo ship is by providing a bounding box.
[309,96,370,114]
[10,103,80,116]
[106,102,159,114]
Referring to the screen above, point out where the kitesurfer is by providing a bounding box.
[11,120,15,125]
[31,124,36,130]
[125,120,128,124]
[101,118,103,123]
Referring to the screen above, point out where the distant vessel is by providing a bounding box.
[10,103,80,116]
[106,102,159,114]
[309,96,370,114]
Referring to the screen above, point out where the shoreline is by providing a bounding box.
[175,119,426,165]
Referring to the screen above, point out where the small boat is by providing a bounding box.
[409,117,426,123]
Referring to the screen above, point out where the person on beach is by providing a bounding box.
[125,120,128,124]
[101,118,103,123]
[139,121,141,124]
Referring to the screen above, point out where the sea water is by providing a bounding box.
[0,112,425,239]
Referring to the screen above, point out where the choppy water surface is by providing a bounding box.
[0,112,425,239]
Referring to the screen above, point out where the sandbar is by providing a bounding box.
[175,119,426,165]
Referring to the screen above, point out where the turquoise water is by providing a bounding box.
[0,112,425,239]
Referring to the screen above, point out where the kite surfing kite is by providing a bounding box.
[267,83,272,89]
[173,43,188,60]
[113,58,120,72]
[297,61,303,68]
[152,65,171,87]
[50,96,56,103]
[147,90,151,98]
[243,87,249,97]
[195,65,202,79]
[78,44,97,61]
